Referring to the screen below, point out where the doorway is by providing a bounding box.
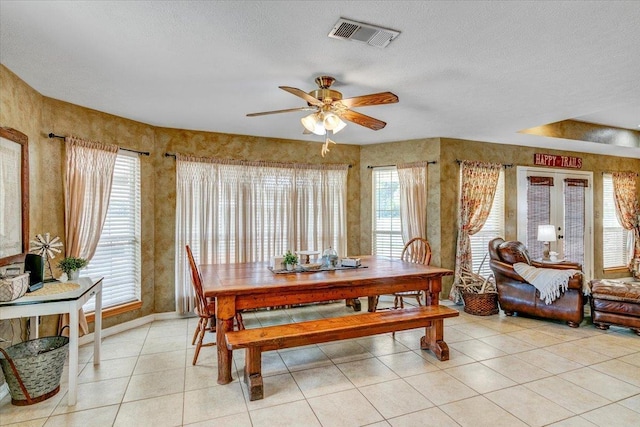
[516,166,593,280]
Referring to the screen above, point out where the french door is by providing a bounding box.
[516,167,593,280]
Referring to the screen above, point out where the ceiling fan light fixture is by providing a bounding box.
[322,112,344,132]
[301,113,326,136]
[331,116,347,134]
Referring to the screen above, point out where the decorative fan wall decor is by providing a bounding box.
[247,76,398,156]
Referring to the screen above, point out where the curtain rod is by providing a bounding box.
[601,171,638,176]
[367,161,437,169]
[455,159,513,168]
[164,152,352,167]
[48,133,150,156]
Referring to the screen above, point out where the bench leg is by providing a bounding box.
[420,319,450,361]
[244,347,264,401]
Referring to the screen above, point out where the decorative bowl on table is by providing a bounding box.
[300,263,322,271]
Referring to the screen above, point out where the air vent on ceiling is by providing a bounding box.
[328,18,400,48]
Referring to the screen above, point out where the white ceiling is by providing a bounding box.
[1,1,639,158]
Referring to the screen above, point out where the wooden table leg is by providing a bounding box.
[367,296,378,312]
[216,296,236,384]
[420,276,449,360]
[421,319,450,360]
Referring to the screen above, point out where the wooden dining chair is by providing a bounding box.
[371,237,432,312]
[185,245,244,365]
[393,237,432,308]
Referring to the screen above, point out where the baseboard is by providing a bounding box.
[79,311,191,346]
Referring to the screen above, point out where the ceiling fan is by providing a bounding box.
[247,76,399,156]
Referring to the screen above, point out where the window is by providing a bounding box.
[469,170,505,278]
[175,159,347,314]
[372,167,403,258]
[602,173,631,268]
[83,152,141,312]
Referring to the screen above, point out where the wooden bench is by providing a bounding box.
[225,305,459,400]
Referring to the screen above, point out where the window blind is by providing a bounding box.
[564,178,587,267]
[372,167,403,258]
[602,174,630,268]
[525,176,552,260]
[83,152,141,312]
[470,170,505,278]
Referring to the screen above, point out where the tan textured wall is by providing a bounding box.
[438,138,640,296]
[1,65,362,320]
[3,63,640,325]
[0,65,44,386]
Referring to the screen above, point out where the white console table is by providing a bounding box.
[0,277,102,405]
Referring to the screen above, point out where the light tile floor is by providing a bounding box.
[2,298,640,427]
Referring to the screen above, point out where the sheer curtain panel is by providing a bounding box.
[397,161,429,243]
[175,155,348,314]
[61,136,118,334]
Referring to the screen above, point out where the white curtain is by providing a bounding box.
[175,155,348,314]
[397,161,429,243]
[60,136,118,335]
[64,136,118,261]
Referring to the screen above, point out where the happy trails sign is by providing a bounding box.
[534,153,583,169]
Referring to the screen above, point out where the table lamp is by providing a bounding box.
[537,224,556,261]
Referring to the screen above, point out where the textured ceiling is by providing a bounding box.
[1,1,638,158]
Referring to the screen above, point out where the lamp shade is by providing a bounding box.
[537,224,556,242]
[301,113,326,136]
[323,112,346,134]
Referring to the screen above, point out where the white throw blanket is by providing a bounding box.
[513,263,581,304]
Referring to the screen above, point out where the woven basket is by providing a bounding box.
[462,291,499,316]
[0,274,29,302]
[0,335,69,405]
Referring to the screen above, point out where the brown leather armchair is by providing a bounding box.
[488,238,585,327]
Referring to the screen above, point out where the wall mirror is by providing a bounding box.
[0,127,29,266]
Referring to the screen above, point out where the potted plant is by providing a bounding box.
[283,250,298,271]
[57,256,88,280]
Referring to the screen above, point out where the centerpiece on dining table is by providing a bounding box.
[268,248,362,274]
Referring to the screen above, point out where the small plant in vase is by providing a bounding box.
[283,251,298,271]
[57,256,88,281]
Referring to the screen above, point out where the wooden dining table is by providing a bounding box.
[200,255,453,385]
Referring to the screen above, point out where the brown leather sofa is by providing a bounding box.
[488,238,585,327]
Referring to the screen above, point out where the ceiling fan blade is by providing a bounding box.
[247,107,316,117]
[338,92,399,108]
[279,86,324,107]
[338,110,387,131]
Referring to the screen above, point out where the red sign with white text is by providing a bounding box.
[534,153,582,169]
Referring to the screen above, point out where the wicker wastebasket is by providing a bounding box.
[456,265,499,316]
[0,335,69,405]
[461,291,499,316]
